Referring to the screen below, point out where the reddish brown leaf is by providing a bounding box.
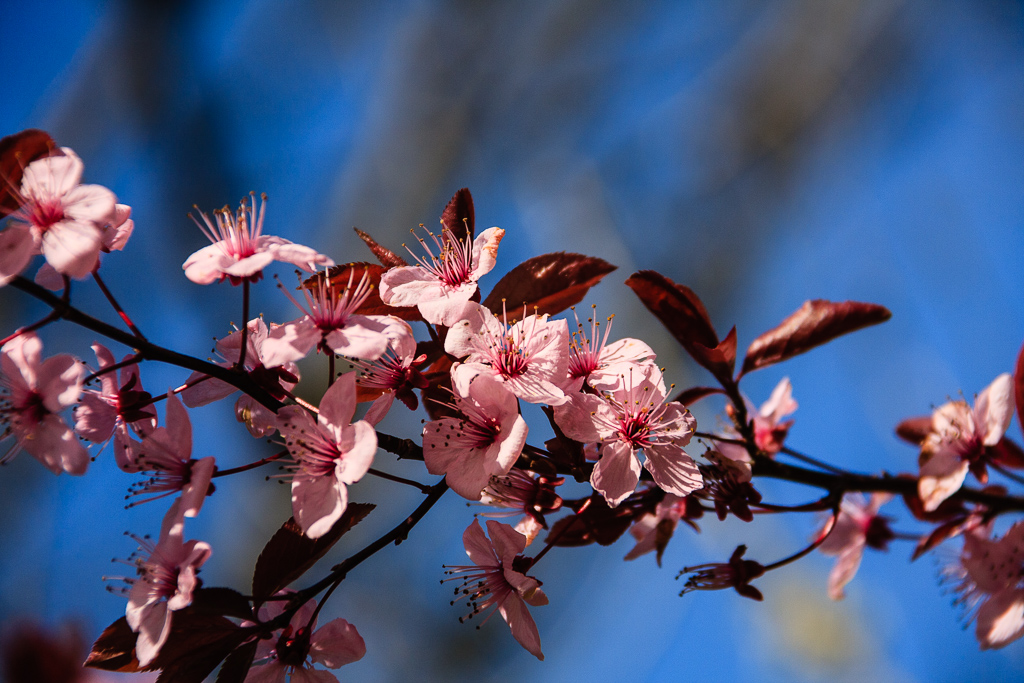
[912,521,957,561]
[214,639,259,683]
[625,271,722,374]
[0,129,55,216]
[85,617,140,672]
[895,416,932,446]
[672,386,726,406]
[189,587,254,621]
[152,614,248,683]
[991,438,1024,469]
[1015,339,1024,440]
[690,326,737,385]
[354,227,408,268]
[483,253,617,318]
[304,263,423,321]
[741,299,892,375]
[440,187,475,242]
[252,504,374,605]
[546,495,642,547]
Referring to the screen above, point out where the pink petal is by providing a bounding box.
[33,262,64,290]
[551,394,609,444]
[0,224,37,286]
[181,456,216,517]
[236,395,280,437]
[75,393,118,442]
[976,589,1024,649]
[323,316,390,361]
[37,353,83,412]
[363,392,395,426]
[487,520,528,560]
[23,414,89,475]
[260,317,320,368]
[760,377,797,423]
[133,601,171,667]
[919,449,970,512]
[462,519,499,567]
[290,669,340,683]
[163,392,193,460]
[498,593,544,661]
[591,441,642,507]
[643,445,703,498]
[293,473,346,539]
[266,239,334,271]
[180,373,237,407]
[243,662,288,683]
[62,183,116,225]
[182,244,233,284]
[21,152,82,198]
[335,421,376,485]
[309,619,366,668]
[379,266,444,307]
[417,289,478,327]
[1,332,40,388]
[975,373,1014,446]
[827,541,866,601]
[319,372,358,430]
[40,220,103,278]
[469,227,504,279]
[223,250,276,278]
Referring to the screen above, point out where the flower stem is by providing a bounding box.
[93,271,146,340]
[235,280,250,371]
[212,450,288,478]
[367,467,432,493]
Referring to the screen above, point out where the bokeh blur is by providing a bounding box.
[2,1,1024,681]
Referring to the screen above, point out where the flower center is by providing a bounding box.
[29,199,65,232]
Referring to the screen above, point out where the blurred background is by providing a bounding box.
[2,0,1024,681]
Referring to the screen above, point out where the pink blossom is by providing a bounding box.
[181,318,299,438]
[243,594,365,683]
[182,193,333,285]
[816,493,893,600]
[379,225,504,325]
[0,149,116,286]
[34,203,135,290]
[951,522,1024,649]
[751,377,797,454]
[445,303,569,405]
[624,493,691,565]
[353,318,427,425]
[74,343,156,471]
[423,364,529,500]
[564,305,656,393]
[0,332,88,475]
[128,392,215,518]
[554,366,701,507]
[919,373,1014,512]
[125,500,211,667]
[277,372,376,539]
[444,519,547,660]
[261,270,391,368]
[479,469,564,546]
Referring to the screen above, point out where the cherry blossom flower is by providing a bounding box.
[181,318,299,438]
[243,594,365,683]
[554,365,701,507]
[125,500,211,667]
[423,364,528,500]
[74,343,156,471]
[918,373,1014,512]
[444,519,547,660]
[816,493,893,600]
[182,193,333,285]
[678,544,766,601]
[0,332,88,475]
[624,493,695,565]
[950,521,1024,649]
[0,149,116,285]
[34,203,135,290]
[563,305,656,393]
[696,450,761,523]
[352,318,427,425]
[445,303,569,405]
[128,392,215,518]
[751,377,797,455]
[277,372,376,539]
[379,225,503,325]
[261,270,391,368]
[479,469,564,546]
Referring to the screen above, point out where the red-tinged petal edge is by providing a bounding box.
[483,252,617,319]
[740,299,891,376]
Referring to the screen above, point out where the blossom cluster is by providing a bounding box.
[2,130,1024,679]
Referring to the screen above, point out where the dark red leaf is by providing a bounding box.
[85,617,140,672]
[0,129,55,217]
[304,263,422,321]
[1015,339,1024,440]
[991,438,1024,469]
[483,253,617,318]
[672,386,725,406]
[214,639,259,683]
[690,326,737,385]
[546,495,641,547]
[741,299,892,375]
[354,228,408,268]
[440,187,475,242]
[895,416,932,446]
[251,504,374,605]
[189,587,254,621]
[625,271,723,375]
[153,618,247,683]
[912,521,957,561]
